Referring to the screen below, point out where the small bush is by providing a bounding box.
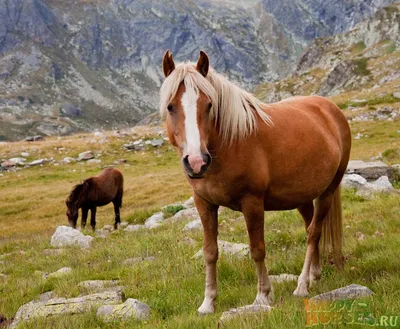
[163,205,185,218]
[352,58,370,76]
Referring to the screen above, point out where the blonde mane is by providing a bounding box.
[160,62,272,142]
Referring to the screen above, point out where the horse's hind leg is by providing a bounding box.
[113,192,122,229]
[243,196,273,306]
[90,207,97,231]
[298,202,321,284]
[294,193,334,297]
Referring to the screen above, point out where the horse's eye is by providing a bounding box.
[167,104,174,112]
[207,103,212,112]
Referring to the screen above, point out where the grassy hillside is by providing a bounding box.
[1,119,399,328]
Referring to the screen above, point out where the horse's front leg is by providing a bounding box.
[195,194,219,315]
[81,207,89,229]
[242,196,273,306]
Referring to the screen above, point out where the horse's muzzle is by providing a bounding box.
[183,152,211,179]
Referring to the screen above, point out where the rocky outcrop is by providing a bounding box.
[97,298,150,322]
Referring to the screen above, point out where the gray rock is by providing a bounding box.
[21,152,30,157]
[170,208,199,222]
[63,157,76,164]
[77,280,119,293]
[342,174,367,189]
[61,103,81,117]
[77,151,94,161]
[28,159,48,166]
[269,274,298,283]
[11,290,124,328]
[193,240,249,259]
[220,304,272,322]
[8,157,26,166]
[123,143,144,151]
[183,219,203,231]
[122,257,155,266]
[124,224,145,232]
[183,196,194,207]
[119,221,129,228]
[40,291,58,302]
[42,248,65,256]
[97,298,150,322]
[393,92,400,99]
[150,139,164,147]
[311,284,374,301]
[43,267,72,280]
[144,212,164,229]
[25,136,43,142]
[50,226,93,249]
[346,160,392,181]
[1,160,16,168]
[86,159,101,164]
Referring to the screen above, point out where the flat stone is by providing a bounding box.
[63,157,75,164]
[346,160,392,180]
[170,208,199,222]
[97,298,150,322]
[77,151,94,161]
[77,280,120,293]
[124,224,145,232]
[220,304,272,322]
[87,159,101,164]
[8,157,26,165]
[193,240,249,259]
[50,226,93,249]
[122,257,155,266]
[144,212,164,229]
[311,284,374,301]
[269,273,298,283]
[28,159,47,167]
[10,290,124,328]
[42,249,65,256]
[183,219,202,231]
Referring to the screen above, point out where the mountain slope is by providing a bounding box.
[0,0,397,140]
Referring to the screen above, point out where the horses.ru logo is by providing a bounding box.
[304,299,399,327]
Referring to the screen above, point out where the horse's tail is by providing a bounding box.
[321,185,343,269]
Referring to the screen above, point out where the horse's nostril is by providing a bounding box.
[203,153,212,166]
[183,155,190,166]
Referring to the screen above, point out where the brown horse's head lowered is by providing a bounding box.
[65,182,89,227]
[160,50,271,178]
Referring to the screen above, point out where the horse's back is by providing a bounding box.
[91,168,123,204]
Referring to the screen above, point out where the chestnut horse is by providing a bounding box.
[160,50,351,314]
[66,168,123,230]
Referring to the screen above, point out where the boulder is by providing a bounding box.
[77,151,94,161]
[311,284,373,301]
[144,212,164,229]
[11,290,124,328]
[97,298,150,322]
[346,160,392,181]
[50,226,93,249]
[1,160,16,168]
[62,157,75,164]
[40,291,58,302]
[8,157,26,166]
[342,174,367,189]
[183,219,203,231]
[150,139,164,147]
[61,103,81,117]
[193,240,249,259]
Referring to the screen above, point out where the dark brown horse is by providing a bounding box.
[160,50,351,314]
[66,168,123,230]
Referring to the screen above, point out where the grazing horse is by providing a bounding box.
[160,50,351,314]
[66,168,124,230]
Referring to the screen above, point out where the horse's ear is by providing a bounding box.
[162,50,175,77]
[196,50,209,77]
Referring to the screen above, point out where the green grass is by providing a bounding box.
[1,130,400,328]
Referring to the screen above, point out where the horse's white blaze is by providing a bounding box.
[181,86,201,156]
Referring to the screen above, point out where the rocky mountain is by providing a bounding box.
[255,3,400,105]
[0,0,397,140]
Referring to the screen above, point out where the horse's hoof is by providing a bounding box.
[293,285,309,297]
[253,292,272,306]
[198,301,215,315]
